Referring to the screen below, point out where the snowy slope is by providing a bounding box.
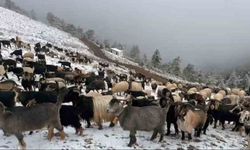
[0,7,94,58]
[103,49,139,66]
[0,7,247,150]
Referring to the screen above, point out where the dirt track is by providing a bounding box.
[81,37,169,83]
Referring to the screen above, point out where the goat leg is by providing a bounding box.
[221,120,225,130]
[194,129,198,137]
[28,131,33,135]
[15,133,26,150]
[213,119,218,128]
[110,117,118,127]
[150,129,158,141]
[128,131,136,147]
[165,122,171,135]
[128,136,136,147]
[174,122,179,135]
[159,134,164,142]
[203,117,210,134]
[54,122,65,140]
[48,127,54,141]
[76,127,84,136]
[197,128,202,137]
[181,131,185,140]
[109,122,115,127]
[158,128,164,142]
[60,131,66,140]
[86,119,91,128]
[188,133,192,140]
[96,115,103,130]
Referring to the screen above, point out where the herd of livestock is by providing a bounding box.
[0,37,249,149]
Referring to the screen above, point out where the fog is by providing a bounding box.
[12,0,250,71]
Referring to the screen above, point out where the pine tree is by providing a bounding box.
[3,0,29,16]
[226,71,240,88]
[242,74,250,90]
[30,9,37,20]
[218,79,226,88]
[183,63,196,81]
[103,39,110,48]
[151,49,161,68]
[76,26,84,39]
[169,56,181,76]
[112,41,119,48]
[4,0,12,9]
[85,29,95,41]
[117,43,124,50]
[47,12,65,30]
[142,53,148,66]
[130,45,141,63]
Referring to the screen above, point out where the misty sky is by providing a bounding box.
[12,0,250,71]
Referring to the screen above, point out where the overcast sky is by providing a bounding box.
[12,0,250,71]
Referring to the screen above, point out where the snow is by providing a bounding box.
[0,7,95,58]
[110,48,123,53]
[103,49,139,66]
[0,6,247,150]
[0,122,246,149]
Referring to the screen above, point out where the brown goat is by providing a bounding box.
[176,103,207,140]
[0,80,19,91]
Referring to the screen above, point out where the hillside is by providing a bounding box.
[0,7,93,58]
[0,7,247,149]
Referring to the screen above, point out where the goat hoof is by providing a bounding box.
[109,122,115,127]
[48,130,54,141]
[60,131,66,140]
[158,135,164,142]
[20,143,26,150]
[29,131,33,135]
[76,127,84,136]
[165,132,170,136]
[19,139,27,150]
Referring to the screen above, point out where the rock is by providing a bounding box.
[0,145,9,148]
[211,142,217,146]
[104,134,109,137]
[187,145,197,150]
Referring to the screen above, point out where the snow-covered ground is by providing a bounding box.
[0,7,94,58]
[0,122,247,149]
[0,6,247,149]
[103,49,139,66]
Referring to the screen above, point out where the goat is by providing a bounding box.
[107,98,171,147]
